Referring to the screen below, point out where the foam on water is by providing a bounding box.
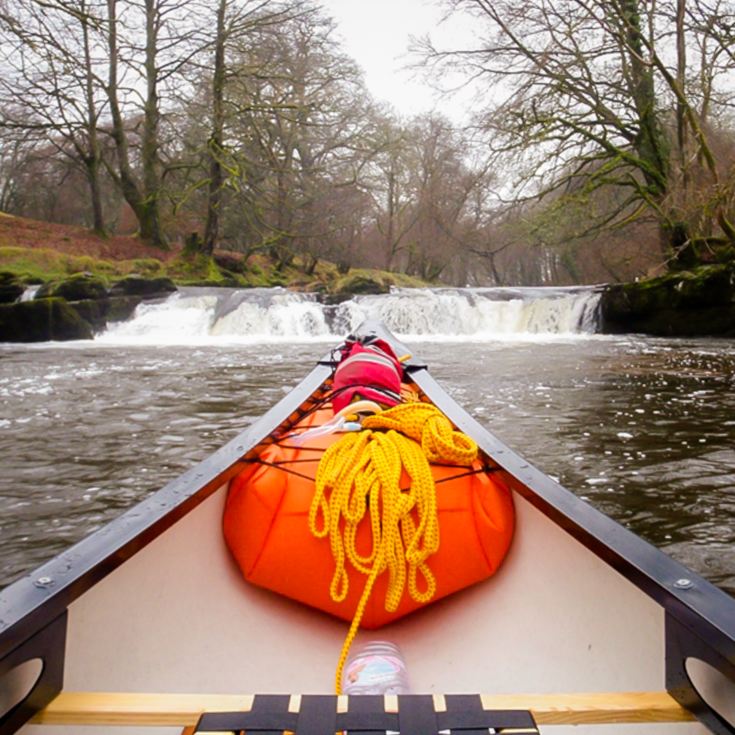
[98,293,220,344]
[211,292,331,339]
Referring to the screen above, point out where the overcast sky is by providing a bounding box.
[317,0,476,120]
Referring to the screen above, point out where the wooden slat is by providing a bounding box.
[31,690,694,727]
[31,693,254,727]
[481,692,695,725]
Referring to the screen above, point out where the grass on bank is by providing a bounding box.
[0,245,431,294]
[0,247,165,283]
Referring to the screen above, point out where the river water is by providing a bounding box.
[1,286,733,595]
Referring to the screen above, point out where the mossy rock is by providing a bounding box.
[0,298,93,342]
[50,295,144,334]
[335,273,390,296]
[36,273,107,301]
[69,299,110,333]
[213,251,246,274]
[672,267,733,309]
[267,272,288,287]
[109,275,176,298]
[106,295,143,323]
[216,271,245,287]
[130,258,165,276]
[599,263,735,336]
[0,271,25,303]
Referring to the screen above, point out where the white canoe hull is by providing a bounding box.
[20,483,706,734]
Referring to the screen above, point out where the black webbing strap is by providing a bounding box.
[392,694,436,734]
[293,695,338,735]
[438,694,537,733]
[196,695,293,735]
[194,694,540,734]
[340,694,399,734]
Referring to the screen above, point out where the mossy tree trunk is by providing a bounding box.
[105,0,167,249]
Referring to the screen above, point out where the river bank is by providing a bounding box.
[2,212,734,341]
[0,213,427,341]
[0,212,426,292]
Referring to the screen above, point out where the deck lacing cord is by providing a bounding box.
[308,402,478,693]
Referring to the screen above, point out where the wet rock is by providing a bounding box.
[0,271,24,303]
[69,299,111,333]
[105,295,144,323]
[108,275,176,298]
[36,273,107,301]
[599,264,735,337]
[69,295,147,333]
[0,298,93,342]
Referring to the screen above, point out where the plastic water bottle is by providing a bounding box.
[342,641,410,695]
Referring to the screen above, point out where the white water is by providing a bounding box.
[98,286,602,344]
[20,285,40,302]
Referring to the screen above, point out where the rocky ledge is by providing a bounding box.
[0,273,177,342]
[599,263,735,337]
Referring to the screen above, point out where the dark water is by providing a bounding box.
[1,336,733,595]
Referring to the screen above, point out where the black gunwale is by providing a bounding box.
[0,320,734,729]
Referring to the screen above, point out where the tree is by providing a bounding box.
[423,0,735,267]
[103,0,202,247]
[399,114,495,282]
[200,0,298,256]
[362,117,421,271]
[176,3,378,268]
[0,0,110,232]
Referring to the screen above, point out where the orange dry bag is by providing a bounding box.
[224,404,515,629]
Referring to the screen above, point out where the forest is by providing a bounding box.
[1,0,734,287]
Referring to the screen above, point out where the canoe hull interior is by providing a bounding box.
[18,476,707,734]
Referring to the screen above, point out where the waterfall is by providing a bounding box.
[20,285,41,302]
[98,286,602,344]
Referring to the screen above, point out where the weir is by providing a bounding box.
[98,286,603,343]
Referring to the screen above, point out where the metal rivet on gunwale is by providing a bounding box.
[34,576,53,588]
[674,578,693,590]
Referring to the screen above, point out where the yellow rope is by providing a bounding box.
[308,403,478,693]
[363,402,478,465]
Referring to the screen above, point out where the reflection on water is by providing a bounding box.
[0,336,733,595]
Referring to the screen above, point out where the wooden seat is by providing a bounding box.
[31,690,693,730]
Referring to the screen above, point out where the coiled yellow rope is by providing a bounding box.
[363,402,478,465]
[308,402,478,693]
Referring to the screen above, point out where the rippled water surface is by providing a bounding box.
[1,336,733,595]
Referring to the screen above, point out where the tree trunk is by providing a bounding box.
[105,0,166,248]
[675,0,688,180]
[141,0,165,247]
[203,0,227,257]
[617,0,670,198]
[615,0,674,258]
[385,165,396,270]
[85,157,106,234]
[81,1,106,235]
[273,169,293,267]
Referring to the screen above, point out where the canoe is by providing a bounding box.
[1,321,734,735]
